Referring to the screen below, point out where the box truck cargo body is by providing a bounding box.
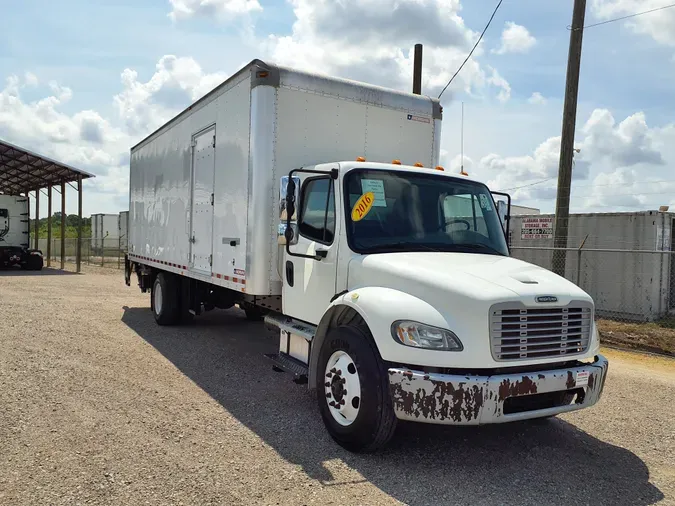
[125,60,607,452]
[0,194,43,270]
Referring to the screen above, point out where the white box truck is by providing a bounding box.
[0,194,43,270]
[125,60,608,452]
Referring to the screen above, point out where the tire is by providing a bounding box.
[316,323,397,453]
[152,272,180,326]
[29,255,43,271]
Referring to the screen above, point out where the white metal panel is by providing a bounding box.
[212,77,251,285]
[246,85,278,295]
[189,126,216,274]
[130,72,251,275]
[0,195,29,248]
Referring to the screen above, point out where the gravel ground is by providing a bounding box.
[1,267,674,506]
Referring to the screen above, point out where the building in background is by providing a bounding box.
[510,210,674,321]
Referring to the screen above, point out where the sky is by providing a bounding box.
[1,0,675,217]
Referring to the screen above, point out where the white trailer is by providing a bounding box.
[0,194,43,270]
[91,213,119,253]
[125,60,608,452]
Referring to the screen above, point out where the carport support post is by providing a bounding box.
[46,186,52,267]
[34,190,40,250]
[60,181,66,269]
[77,176,82,273]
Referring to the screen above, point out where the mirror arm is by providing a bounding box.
[285,167,329,261]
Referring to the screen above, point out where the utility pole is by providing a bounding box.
[413,44,423,95]
[552,0,586,277]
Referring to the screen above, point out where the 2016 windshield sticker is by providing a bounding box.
[351,192,375,222]
[479,194,492,211]
[361,179,386,207]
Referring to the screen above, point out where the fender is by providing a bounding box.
[309,286,465,391]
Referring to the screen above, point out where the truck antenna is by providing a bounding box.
[460,102,468,176]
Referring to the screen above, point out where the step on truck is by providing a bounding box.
[125,59,608,452]
[0,194,43,270]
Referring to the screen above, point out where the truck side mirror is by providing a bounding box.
[278,175,300,246]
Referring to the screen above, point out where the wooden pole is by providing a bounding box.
[60,181,66,269]
[34,190,39,250]
[46,186,52,267]
[552,0,586,276]
[77,176,83,273]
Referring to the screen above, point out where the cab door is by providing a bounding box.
[282,176,340,325]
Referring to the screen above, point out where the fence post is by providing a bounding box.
[118,236,121,270]
[576,234,589,287]
[101,237,105,267]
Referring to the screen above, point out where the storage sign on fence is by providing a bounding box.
[521,217,554,239]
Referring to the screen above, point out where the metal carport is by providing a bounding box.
[0,138,95,272]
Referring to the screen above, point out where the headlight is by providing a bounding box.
[391,321,463,351]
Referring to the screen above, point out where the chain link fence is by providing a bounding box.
[511,246,675,356]
[38,236,128,269]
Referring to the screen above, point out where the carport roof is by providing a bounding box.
[0,138,95,195]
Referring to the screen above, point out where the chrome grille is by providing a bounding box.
[490,302,593,361]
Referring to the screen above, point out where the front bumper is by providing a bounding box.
[388,354,608,425]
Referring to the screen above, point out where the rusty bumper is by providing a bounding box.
[389,354,608,425]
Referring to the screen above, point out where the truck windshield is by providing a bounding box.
[344,169,509,256]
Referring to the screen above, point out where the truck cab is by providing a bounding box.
[275,160,607,451]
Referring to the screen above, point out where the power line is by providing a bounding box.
[570,2,675,30]
[502,178,555,192]
[438,0,503,100]
[500,178,675,193]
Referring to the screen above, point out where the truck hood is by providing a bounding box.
[348,252,590,305]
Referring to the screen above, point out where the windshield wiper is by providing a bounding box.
[453,243,506,256]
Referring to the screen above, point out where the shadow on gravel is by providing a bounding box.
[122,306,664,506]
[0,267,78,276]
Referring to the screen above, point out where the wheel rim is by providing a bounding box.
[324,350,361,426]
[154,281,163,315]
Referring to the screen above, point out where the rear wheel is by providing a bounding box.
[317,323,397,453]
[152,273,180,325]
[28,255,44,271]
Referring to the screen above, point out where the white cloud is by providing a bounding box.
[493,22,536,54]
[528,92,547,105]
[24,72,38,87]
[0,55,231,214]
[113,55,228,135]
[474,108,674,212]
[168,0,262,21]
[487,68,511,102]
[591,0,675,46]
[264,0,508,101]
[580,109,664,167]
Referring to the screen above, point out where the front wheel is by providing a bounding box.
[317,323,397,453]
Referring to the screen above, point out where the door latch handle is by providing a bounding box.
[315,249,328,260]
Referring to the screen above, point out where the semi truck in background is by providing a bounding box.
[0,194,43,270]
[125,60,608,452]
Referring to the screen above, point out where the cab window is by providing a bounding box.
[298,177,335,244]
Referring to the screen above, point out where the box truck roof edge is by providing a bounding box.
[130,59,442,154]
